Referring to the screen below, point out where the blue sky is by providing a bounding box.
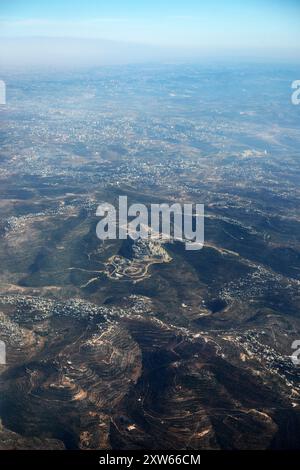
[0,1,299,67]
[1,0,300,48]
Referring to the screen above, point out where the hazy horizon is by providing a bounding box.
[0,0,300,68]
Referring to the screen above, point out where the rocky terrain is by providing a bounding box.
[0,64,300,449]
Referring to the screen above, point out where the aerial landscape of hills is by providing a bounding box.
[0,63,300,449]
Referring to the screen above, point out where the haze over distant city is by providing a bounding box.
[0,0,300,68]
